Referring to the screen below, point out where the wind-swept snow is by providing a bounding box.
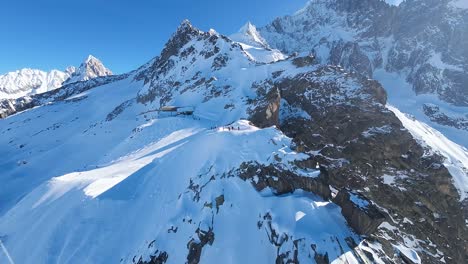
[388,105,468,201]
[0,104,366,263]
[0,55,382,262]
[395,245,421,264]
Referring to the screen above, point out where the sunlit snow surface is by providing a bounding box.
[451,0,468,9]
[1,19,465,263]
[0,72,371,263]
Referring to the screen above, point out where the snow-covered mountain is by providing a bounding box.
[63,55,113,85]
[0,68,70,99]
[1,1,468,263]
[0,55,112,99]
[0,18,467,264]
[230,22,287,63]
[259,0,468,147]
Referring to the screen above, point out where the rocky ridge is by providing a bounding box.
[0,9,467,264]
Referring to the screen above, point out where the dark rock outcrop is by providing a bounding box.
[186,227,215,264]
[423,103,468,130]
[334,190,385,235]
[238,162,331,200]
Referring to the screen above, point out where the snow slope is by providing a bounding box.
[0,72,374,263]
[0,18,466,264]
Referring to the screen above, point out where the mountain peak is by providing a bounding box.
[157,19,204,63]
[178,19,193,30]
[172,19,202,39]
[84,54,99,63]
[231,21,269,49]
[64,55,112,85]
[239,21,256,33]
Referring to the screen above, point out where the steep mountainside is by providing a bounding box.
[0,55,112,99]
[0,20,467,264]
[259,0,468,147]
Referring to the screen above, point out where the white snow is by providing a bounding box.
[0,113,365,263]
[295,211,306,221]
[388,105,468,201]
[450,0,468,9]
[0,18,430,263]
[382,174,396,185]
[395,245,422,264]
[230,22,286,64]
[0,68,70,99]
[0,55,112,99]
[64,55,112,85]
[0,63,377,263]
[384,0,403,6]
[428,52,463,71]
[362,125,392,138]
[349,193,370,209]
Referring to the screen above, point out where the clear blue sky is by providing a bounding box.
[0,0,308,74]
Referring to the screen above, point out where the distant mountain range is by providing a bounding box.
[0,55,112,99]
[0,1,467,264]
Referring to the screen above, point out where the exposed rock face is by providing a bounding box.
[238,162,331,200]
[222,53,465,262]
[291,54,316,67]
[186,227,215,264]
[259,0,468,107]
[249,82,281,128]
[272,73,468,263]
[333,189,385,235]
[423,103,468,130]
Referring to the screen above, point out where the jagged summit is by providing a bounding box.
[0,55,112,99]
[232,21,269,48]
[156,19,206,64]
[138,19,253,87]
[177,19,195,32]
[229,21,286,63]
[64,55,112,85]
[84,54,101,64]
